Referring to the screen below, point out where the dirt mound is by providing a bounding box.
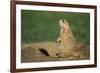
[21,42,89,63]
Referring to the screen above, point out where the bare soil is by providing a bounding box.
[21,42,90,63]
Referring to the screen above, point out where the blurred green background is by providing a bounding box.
[21,10,90,44]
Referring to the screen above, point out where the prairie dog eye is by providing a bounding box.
[64,19,68,23]
[59,19,64,24]
[62,19,64,22]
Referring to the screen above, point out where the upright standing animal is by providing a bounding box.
[56,19,78,57]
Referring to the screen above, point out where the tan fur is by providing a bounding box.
[56,19,78,57]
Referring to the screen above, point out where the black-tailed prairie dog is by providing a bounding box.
[56,19,78,57]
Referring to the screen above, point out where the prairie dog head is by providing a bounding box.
[59,19,69,26]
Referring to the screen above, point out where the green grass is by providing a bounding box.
[21,10,90,44]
